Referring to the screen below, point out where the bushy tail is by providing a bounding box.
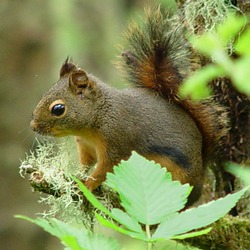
[121,6,189,99]
[120,5,228,163]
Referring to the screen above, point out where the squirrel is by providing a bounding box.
[30,6,227,205]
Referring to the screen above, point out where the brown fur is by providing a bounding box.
[75,130,110,191]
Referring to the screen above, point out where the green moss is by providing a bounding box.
[184,215,250,249]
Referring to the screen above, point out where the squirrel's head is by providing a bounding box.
[30,58,103,137]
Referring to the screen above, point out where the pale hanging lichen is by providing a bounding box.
[19,138,118,227]
[183,0,240,34]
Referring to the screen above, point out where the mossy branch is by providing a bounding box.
[183,215,250,250]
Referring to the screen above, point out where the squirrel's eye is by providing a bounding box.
[49,99,67,117]
[51,104,65,116]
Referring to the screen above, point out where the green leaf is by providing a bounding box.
[235,27,250,55]
[73,176,146,239]
[72,177,112,217]
[83,233,120,250]
[15,216,66,238]
[73,175,147,240]
[152,187,247,240]
[106,152,191,225]
[216,14,247,46]
[180,65,223,100]
[15,215,120,250]
[15,216,86,250]
[212,50,234,72]
[111,208,143,233]
[172,227,212,240]
[62,236,84,250]
[95,213,147,241]
[156,240,200,250]
[231,56,250,94]
[74,176,144,237]
[226,163,250,186]
[191,33,220,57]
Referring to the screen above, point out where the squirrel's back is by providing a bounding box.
[119,87,203,176]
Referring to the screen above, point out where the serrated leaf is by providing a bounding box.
[156,240,200,250]
[106,152,191,225]
[84,233,120,250]
[152,188,247,240]
[15,216,65,238]
[73,176,146,239]
[15,216,85,250]
[72,177,112,217]
[111,208,144,233]
[73,176,144,237]
[16,215,120,250]
[95,213,147,241]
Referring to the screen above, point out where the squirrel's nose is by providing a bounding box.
[30,119,37,131]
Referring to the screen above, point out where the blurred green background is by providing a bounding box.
[0,0,176,249]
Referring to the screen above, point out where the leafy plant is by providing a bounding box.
[15,215,120,250]
[180,13,250,99]
[17,152,248,250]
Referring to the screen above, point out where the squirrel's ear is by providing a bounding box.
[60,57,78,77]
[69,69,95,98]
